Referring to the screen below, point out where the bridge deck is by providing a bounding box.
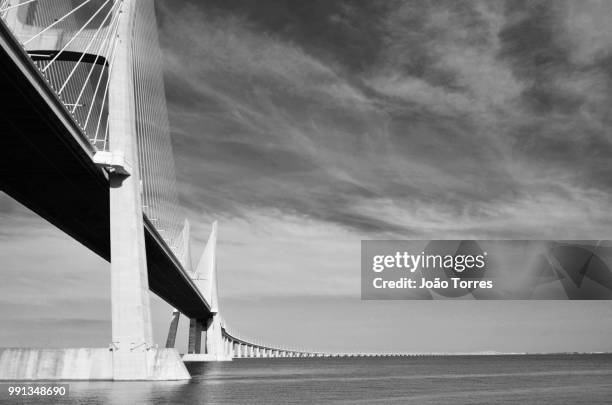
[0,21,211,320]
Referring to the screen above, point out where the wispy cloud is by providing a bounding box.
[159,0,612,242]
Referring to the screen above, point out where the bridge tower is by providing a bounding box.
[0,0,190,380]
[107,0,153,379]
[183,221,232,361]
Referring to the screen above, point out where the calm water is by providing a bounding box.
[11,354,612,404]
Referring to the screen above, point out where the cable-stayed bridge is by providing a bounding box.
[0,0,326,381]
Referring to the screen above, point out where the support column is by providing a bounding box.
[107,0,153,380]
[165,310,180,348]
[188,319,203,354]
[201,324,208,353]
[203,315,225,359]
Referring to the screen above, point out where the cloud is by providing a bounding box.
[148,0,612,303]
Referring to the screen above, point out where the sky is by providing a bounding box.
[2,0,612,354]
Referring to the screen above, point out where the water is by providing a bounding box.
[11,354,612,404]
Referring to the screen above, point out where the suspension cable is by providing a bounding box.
[70,4,121,114]
[23,0,94,46]
[42,0,113,74]
[57,0,120,94]
[0,0,38,13]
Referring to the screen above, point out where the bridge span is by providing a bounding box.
[0,0,338,381]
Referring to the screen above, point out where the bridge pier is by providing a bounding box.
[182,223,232,363]
[183,316,232,362]
[165,310,181,348]
[106,0,189,381]
[188,319,203,354]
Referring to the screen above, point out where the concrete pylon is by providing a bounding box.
[164,310,180,349]
[187,319,203,354]
[106,0,188,380]
[107,0,154,380]
[188,221,231,361]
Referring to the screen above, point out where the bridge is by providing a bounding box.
[0,0,335,381]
